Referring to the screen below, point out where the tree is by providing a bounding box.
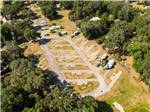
[61,1,73,9]
[39,1,58,20]
[4,59,47,93]
[104,21,134,54]
[80,20,107,40]
[13,19,32,36]
[106,1,123,18]
[1,86,29,112]
[117,4,139,21]
[1,41,23,65]
[23,28,40,41]
[21,8,36,19]
[1,23,13,46]
[1,1,24,19]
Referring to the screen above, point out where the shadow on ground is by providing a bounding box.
[38,38,51,45]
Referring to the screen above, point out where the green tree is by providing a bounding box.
[1,86,29,112]
[105,21,134,54]
[39,1,58,20]
[23,28,40,41]
[1,23,13,46]
[1,1,24,19]
[61,1,73,9]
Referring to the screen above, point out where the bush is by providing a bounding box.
[80,21,105,40]
[96,37,105,44]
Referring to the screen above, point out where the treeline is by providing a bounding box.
[1,1,40,47]
[38,1,58,20]
[65,1,150,88]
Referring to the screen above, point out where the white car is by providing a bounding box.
[71,28,80,38]
[104,59,115,69]
[40,22,47,27]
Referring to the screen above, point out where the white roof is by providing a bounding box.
[90,17,100,21]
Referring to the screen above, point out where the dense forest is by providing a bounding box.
[60,1,150,89]
[1,1,113,112]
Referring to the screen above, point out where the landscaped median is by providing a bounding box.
[64,72,96,79]
[70,81,99,94]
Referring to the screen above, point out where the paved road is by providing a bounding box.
[41,45,65,81]
[66,79,97,83]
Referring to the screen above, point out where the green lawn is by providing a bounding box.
[104,74,150,112]
[126,104,150,112]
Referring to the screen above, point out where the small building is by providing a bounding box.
[89,17,100,21]
[104,59,115,69]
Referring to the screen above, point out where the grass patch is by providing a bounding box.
[56,58,83,63]
[64,73,96,79]
[55,41,70,45]
[24,42,42,57]
[106,74,141,105]
[101,74,150,111]
[53,46,74,50]
[127,103,150,112]
[38,59,48,69]
[71,81,99,94]
[60,65,88,70]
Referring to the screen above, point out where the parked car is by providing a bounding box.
[40,22,47,27]
[71,28,80,38]
[59,31,67,36]
[49,25,61,31]
[104,59,116,69]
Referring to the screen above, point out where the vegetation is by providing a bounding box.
[23,28,40,41]
[68,1,150,88]
[1,1,39,46]
[1,39,113,112]
[1,1,113,112]
[39,1,58,20]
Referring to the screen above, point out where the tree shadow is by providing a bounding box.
[29,54,39,65]
[55,14,64,20]
[38,38,51,45]
[32,25,41,31]
[43,70,66,89]
[97,101,114,112]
